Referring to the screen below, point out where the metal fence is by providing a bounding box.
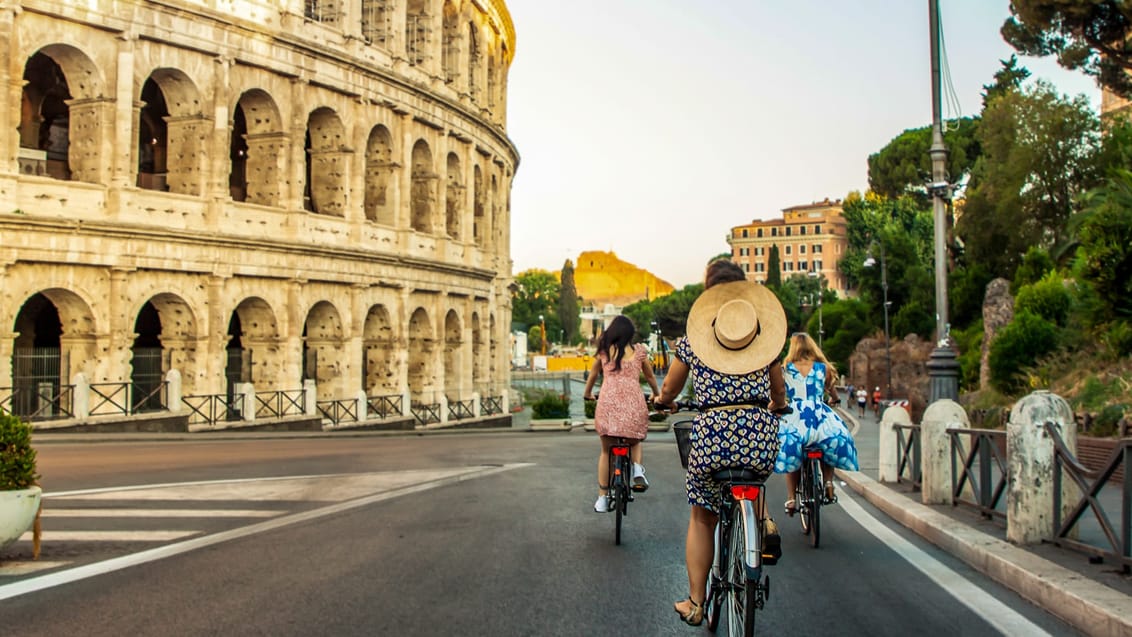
[317,399,359,426]
[254,390,306,419]
[949,427,1007,522]
[894,423,922,489]
[448,398,474,421]
[480,395,503,416]
[182,393,245,427]
[366,393,403,419]
[0,384,74,421]
[411,400,441,425]
[89,381,167,416]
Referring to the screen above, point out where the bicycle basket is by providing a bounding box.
[673,421,693,469]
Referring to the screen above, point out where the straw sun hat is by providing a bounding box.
[685,280,787,375]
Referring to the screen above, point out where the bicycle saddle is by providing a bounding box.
[712,467,767,484]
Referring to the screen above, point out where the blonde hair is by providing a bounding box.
[784,332,838,384]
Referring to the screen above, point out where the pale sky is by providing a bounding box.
[504,0,1100,289]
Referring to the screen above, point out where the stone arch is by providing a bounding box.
[9,289,96,419]
[304,107,348,216]
[18,45,105,182]
[363,304,397,395]
[410,139,436,233]
[467,21,481,101]
[406,0,431,67]
[230,89,285,206]
[473,163,486,246]
[443,309,462,398]
[364,124,396,225]
[445,151,463,239]
[302,301,347,400]
[132,292,199,410]
[137,68,205,195]
[361,0,393,46]
[442,1,461,85]
[228,297,281,389]
[406,307,434,397]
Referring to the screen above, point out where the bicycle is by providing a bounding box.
[671,400,791,637]
[794,445,834,548]
[606,435,636,546]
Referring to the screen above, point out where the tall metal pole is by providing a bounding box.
[881,246,892,398]
[927,0,959,402]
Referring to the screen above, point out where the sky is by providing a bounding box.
[503,0,1100,289]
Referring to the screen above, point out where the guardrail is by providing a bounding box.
[1046,422,1131,573]
[949,427,1007,521]
[894,422,922,489]
[89,381,167,416]
[0,385,75,420]
[182,393,244,427]
[448,398,474,421]
[366,393,403,419]
[317,399,358,426]
[411,400,441,425]
[254,389,305,419]
[480,395,503,416]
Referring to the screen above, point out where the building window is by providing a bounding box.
[756,262,764,272]
[743,262,750,272]
[756,246,764,256]
[785,245,791,255]
[771,228,777,237]
[799,261,808,271]
[785,226,792,237]
[757,228,763,238]
[814,224,822,234]
[800,245,806,254]
[814,260,823,271]
[813,244,822,254]
[800,226,806,236]
[742,229,748,237]
[784,262,794,272]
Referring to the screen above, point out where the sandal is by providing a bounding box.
[762,518,782,565]
[674,597,703,626]
[825,481,836,502]
[784,499,797,516]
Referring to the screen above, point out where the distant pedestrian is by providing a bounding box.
[872,386,882,417]
[845,384,855,409]
[855,387,867,417]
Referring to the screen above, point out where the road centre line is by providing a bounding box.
[39,509,281,518]
[837,489,1053,637]
[18,531,199,542]
[0,463,531,602]
[47,473,372,498]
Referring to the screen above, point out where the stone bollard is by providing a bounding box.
[303,379,317,416]
[920,399,968,505]
[878,406,912,483]
[235,382,255,421]
[71,372,90,419]
[1006,390,1076,545]
[355,390,368,422]
[165,369,183,412]
[472,392,482,418]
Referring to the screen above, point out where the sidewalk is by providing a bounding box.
[835,405,1132,637]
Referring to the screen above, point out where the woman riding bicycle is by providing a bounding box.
[652,259,787,627]
[775,332,859,514]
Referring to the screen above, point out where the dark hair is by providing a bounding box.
[596,315,636,371]
[704,259,746,289]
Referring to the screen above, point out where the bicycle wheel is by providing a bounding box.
[614,456,627,545]
[798,462,812,536]
[705,510,727,632]
[807,460,822,549]
[725,503,757,637]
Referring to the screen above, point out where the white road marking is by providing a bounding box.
[18,531,199,542]
[837,489,1053,637]
[40,509,281,518]
[0,562,71,577]
[0,463,530,601]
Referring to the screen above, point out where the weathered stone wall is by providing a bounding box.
[981,278,1014,391]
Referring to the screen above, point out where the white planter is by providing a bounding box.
[0,486,42,550]
[529,418,572,431]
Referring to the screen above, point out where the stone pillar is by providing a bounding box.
[308,149,351,217]
[877,405,911,483]
[356,388,368,422]
[1006,390,1076,545]
[1,7,17,176]
[165,369,182,412]
[439,393,448,423]
[164,114,209,196]
[303,378,317,416]
[205,276,229,395]
[105,268,134,383]
[245,132,287,208]
[284,279,305,388]
[71,372,90,419]
[235,381,255,421]
[920,399,968,505]
[111,35,138,189]
[65,98,115,184]
[472,390,481,417]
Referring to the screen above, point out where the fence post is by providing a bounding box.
[878,406,911,483]
[1007,390,1076,545]
[439,394,449,423]
[165,369,182,413]
[356,390,368,422]
[236,382,255,422]
[402,390,412,417]
[920,399,968,505]
[303,379,317,416]
[72,372,90,420]
[472,391,481,418]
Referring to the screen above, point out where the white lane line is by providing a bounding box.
[837,490,1053,637]
[17,531,199,542]
[47,472,377,498]
[0,463,530,601]
[40,509,281,518]
[0,562,71,577]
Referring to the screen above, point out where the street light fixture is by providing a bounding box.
[538,314,546,356]
[863,245,892,399]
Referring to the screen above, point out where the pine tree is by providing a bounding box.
[557,259,581,344]
[767,244,782,288]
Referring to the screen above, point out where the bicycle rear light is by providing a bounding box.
[806,450,823,459]
[611,447,630,456]
[730,485,761,500]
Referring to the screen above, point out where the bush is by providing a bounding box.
[531,393,570,419]
[1090,404,1127,437]
[1103,319,1132,357]
[951,320,984,391]
[584,398,596,419]
[1012,247,1054,293]
[0,412,39,490]
[1014,272,1072,327]
[988,311,1060,394]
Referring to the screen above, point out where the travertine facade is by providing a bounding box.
[0,0,518,421]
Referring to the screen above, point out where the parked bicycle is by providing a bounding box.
[671,400,792,637]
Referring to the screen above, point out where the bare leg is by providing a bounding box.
[631,441,643,466]
[596,436,613,495]
[677,504,718,613]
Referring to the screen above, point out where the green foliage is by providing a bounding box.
[584,398,596,419]
[1090,404,1128,437]
[0,412,39,490]
[814,298,872,375]
[1012,247,1054,292]
[981,56,1032,108]
[951,320,984,391]
[512,269,561,335]
[1014,272,1073,327]
[948,263,994,330]
[867,117,980,200]
[766,245,781,288]
[531,393,570,419]
[988,310,1061,394]
[1074,169,1132,320]
[892,300,934,340]
[1103,320,1132,357]
[557,260,581,344]
[1002,1,1132,99]
[652,284,703,338]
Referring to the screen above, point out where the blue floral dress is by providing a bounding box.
[774,361,859,474]
[675,337,780,513]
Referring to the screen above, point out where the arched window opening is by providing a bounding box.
[137,78,169,191]
[410,140,435,233]
[364,125,395,225]
[11,294,64,419]
[406,0,430,67]
[229,105,248,201]
[131,302,165,413]
[19,52,72,180]
[362,0,392,46]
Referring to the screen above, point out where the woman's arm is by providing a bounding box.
[641,347,660,398]
[582,358,602,399]
[655,358,689,408]
[768,361,787,411]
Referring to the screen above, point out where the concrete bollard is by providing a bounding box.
[920,399,968,505]
[235,382,255,421]
[1006,390,1076,545]
[472,392,481,418]
[303,379,317,416]
[356,390,368,422]
[71,372,90,419]
[878,406,912,483]
[165,369,183,412]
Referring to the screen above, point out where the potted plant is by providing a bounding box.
[1,411,42,555]
[583,398,597,431]
[529,392,572,431]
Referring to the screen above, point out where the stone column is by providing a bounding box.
[205,276,229,396]
[284,279,306,389]
[104,268,135,383]
[245,131,288,208]
[920,399,968,505]
[1,7,17,176]
[1006,390,1077,545]
[111,34,138,189]
[308,149,351,217]
[877,405,911,483]
[164,114,210,196]
[65,98,115,185]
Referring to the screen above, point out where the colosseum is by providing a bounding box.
[0,0,519,430]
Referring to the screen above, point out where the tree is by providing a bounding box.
[867,117,980,200]
[981,55,1031,108]
[1002,1,1132,99]
[1074,168,1132,320]
[766,244,781,288]
[557,260,581,344]
[512,269,560,335]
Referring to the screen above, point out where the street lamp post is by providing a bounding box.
[807,271,824,348]
[864,246,892,399]
[539,314,546,356]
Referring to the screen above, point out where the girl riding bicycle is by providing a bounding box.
[652,260,787,626]
[582,315,660,513]
[775,332,859,514]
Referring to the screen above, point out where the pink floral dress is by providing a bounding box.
[594,344,649,440]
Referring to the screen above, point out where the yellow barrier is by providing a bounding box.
[546,356,592,372]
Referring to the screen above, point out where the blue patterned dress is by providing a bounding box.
[774,361,859,474]
[675,337,780,513]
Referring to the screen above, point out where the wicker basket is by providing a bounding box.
[673,420,693,469]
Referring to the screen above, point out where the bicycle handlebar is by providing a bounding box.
[650,397,793,417]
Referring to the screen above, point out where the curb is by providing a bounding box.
[836,469,1132,637]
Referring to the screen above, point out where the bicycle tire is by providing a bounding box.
[809,459,822,549]
[798,462,812,536]
[614,455,627,545]
[725,503,757,637]
[705,511,727,632]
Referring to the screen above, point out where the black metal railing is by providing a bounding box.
[0,384,74,421]
[949,427,1007,521]
[254,389,306,419]
[480,395,503,416]
[366,393,402,419]
[1047,422,1131,573]
[182,393,244,427]
[318,399,359,426]
[411,400,441,425]
[89,381,167,416]
[448,398,474,421]
[894,423,922,489]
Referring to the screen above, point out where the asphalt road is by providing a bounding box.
[0,431,1083,636]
